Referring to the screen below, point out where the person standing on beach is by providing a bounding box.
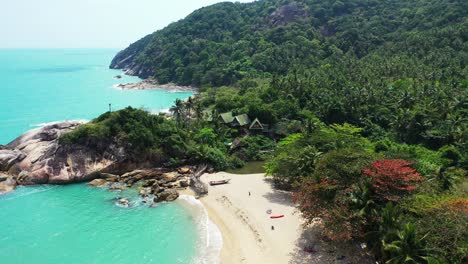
[249,191,251,196]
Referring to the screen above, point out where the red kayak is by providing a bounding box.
[270,215,284,219]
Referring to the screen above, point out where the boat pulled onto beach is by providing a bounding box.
[209,179,231,186]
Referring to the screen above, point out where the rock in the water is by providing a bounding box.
[119,198,129,205]
[108,182,126,191]
[0,176,17,195]
[143,179,156,187]
[155,189,179,202]
[150,182,163,194]
[139,187,151,197]
[88,179,107,187]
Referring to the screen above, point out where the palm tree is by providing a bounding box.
[186,96,194,117]
[170,98,184,125]
[436,166,459,191]
[365,203,400,259]
[383,223,438,264]
[351,183,377,219]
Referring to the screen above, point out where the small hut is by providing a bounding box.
[233,114,251,127]
[218,112,235,124]
[249,118,264,130]
[249,118,270,135]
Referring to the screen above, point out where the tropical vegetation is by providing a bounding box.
[102,0,468,262]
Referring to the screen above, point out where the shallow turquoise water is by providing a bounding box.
[0,184,199,264]
[0,49,193,144]
[0,49,208,264]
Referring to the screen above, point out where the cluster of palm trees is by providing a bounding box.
[169,97,203,126]
[358,201,439,263]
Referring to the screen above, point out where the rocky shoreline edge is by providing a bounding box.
[114,78,197,92]
[0,121,208,204]
[86,167,193,205]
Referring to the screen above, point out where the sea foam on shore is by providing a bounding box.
[178,195,223,264]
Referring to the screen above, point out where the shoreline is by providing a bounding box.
[197,172,303,263]
[181,172,373,264]
[114,78,197,92]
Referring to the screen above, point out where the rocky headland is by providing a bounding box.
[0,121,204,202]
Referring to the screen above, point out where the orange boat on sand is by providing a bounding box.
[270,215,284,219]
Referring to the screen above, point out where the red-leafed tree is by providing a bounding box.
[293,149,375,241]
[363,159,423,201]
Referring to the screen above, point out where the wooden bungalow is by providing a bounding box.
[233,114,251,127]
[218,112,235,124]
[249,118,270,135]
[249,118,264,130]
[218,112,270,135]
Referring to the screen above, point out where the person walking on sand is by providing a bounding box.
[249,191,251,196]
[271,225,274,231]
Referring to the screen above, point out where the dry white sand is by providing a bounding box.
[197,172,373,264]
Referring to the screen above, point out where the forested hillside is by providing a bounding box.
[111,0,467,150]
[106,1,468,262]
[112,0,466,85]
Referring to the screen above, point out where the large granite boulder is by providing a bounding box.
[0,148,26,171]
[155,189,179,202]
[179,179,189,187]
[0,121,121,187]
[88,179,107,187]
[0,175,16,195]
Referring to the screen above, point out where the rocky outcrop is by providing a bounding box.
[0,174,16,195]
[155,189,179,202]
[88,179,107,187]
[0,123,195,203]
[268,3,309,27]
[109,34,155,79]
[0,121,122,188]
[0,148,26,171]
[85,167,193,204]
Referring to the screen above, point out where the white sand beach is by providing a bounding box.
[197,172,372,264]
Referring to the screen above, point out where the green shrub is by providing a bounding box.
[238,135,275,161]
[439,145,462,166]
[227,155,246,169]
[374,139,393,153]
[199,145,228,171]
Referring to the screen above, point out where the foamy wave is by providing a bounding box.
[167,89,190,93]
[178,195,223,264]
[0,185,58,201]
[30,119,88,128]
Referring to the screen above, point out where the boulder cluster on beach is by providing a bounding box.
[0,121,198,199]
[87,167,192,203]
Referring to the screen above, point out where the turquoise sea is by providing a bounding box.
[0,49,194,144]
[0,49,220,264]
